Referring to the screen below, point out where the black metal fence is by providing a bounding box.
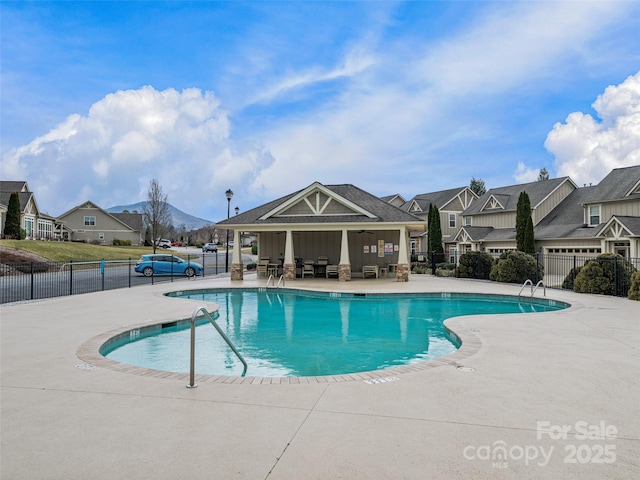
[0,253,227,304]
[412,251,640,298]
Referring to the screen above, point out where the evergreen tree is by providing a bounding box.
[538,168,550,181]
[428,204,444,262]
[523,215,536,254]
[4,192,22,239]
[470,177,486,196]
[516,191,532,252]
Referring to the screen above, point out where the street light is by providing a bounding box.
[225,189,233,273]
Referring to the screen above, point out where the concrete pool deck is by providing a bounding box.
[1,274,638,479]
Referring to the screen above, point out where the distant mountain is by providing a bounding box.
[106,202,213,231]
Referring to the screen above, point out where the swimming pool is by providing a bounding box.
[101,289,568,378]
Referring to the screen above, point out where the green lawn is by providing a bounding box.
[0,239,156,262]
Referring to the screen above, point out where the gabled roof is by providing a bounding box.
[0,181,29,195]
[219,182,423,228]
[463,177,576,215]
[380,193,406,204]
[401,186,475,213]
[111,212,144,232]
[0,191,35,214]
[583,165,640,204]
[596,216,640,238]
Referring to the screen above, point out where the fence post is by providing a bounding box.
[69,260,73,296]
[535,253,539,284]
[128,257,131,288]
[202,252,205,277]
[431,251,436,276]
[100,259,105,291]
[30,262,35,300]
[613,256,618,296]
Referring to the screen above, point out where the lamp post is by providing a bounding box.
[225,189,233,273]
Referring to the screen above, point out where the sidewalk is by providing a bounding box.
[1,274,638,479]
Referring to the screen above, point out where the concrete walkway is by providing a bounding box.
[1,274,638,479]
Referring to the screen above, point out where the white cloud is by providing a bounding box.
[513,162,541,184]
[545,71,640,186]
[0,86,265,219]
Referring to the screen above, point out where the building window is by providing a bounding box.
[98,233,104,240]
[84,216,96,226]
[588,205,600,226]
[449,247,457,264]
[465,217,472,226]
[449,213,456,228]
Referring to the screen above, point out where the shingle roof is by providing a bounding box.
[401,186,469,212]
[463,177,573,215]
[0,191,33,212]
[219,183,422,226]
[111,213,143,232]
[586,165,640,203]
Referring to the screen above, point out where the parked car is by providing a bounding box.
[202,243,218,253]
[156,239,171,249]
[135,254,203,277]
[171,241,184,247]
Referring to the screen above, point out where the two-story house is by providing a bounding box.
[0,181,55,239]
[397,187,478,259]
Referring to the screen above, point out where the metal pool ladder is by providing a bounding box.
[518,279,546,298]
[266,274,285,289]
[187,306,248,388]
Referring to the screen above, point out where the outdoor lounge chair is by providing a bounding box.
[256,257,270,277]
[326,265,339,278]
[363,265,379,278]
[302,260,315,278]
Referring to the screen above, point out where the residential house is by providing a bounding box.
[398,186,478,259]
[450,176,578,257]
[218,182,424,281]
[448,166,640,284]
[56,201,143,245]
[0,181,55,239]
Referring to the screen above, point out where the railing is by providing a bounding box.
[0,252,226,304]
[187,306,247,388]
[265,274,285,289]
[519,279,546,297]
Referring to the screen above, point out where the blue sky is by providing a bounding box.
[2,1,639,223]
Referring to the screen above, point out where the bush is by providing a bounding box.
[574,253,636,296]
[489,250,543,284]
[246,263,257,270]
[561,266,582,290]
[412,266,428,274]
[251,244,258,255]
[628,272,640,301]
[112,239,132,246]
[457,251,495,280]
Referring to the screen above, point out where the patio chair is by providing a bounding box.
[256,257,270,277]
[363,265,379,278]
[326,265,339,278]
[302,260,315,278]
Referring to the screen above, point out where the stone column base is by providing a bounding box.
[283,263,296,280]
[396,263,409,282]
[230,263,244,281]
[338,264,351,282]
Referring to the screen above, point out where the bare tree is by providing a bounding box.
[143,179,172,253]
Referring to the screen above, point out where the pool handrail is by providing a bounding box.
[518,279,546,298]
[187,306,248,388]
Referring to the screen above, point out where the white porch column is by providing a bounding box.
[339,228,351,281]
[283,229,296,280]
[397,226,410,282]
[230,230,243,280]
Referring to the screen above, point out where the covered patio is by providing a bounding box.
[218,182,425,282]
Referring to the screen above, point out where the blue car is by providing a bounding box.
[135,254,203,277]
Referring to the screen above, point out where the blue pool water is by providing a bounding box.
[102,289,567,377]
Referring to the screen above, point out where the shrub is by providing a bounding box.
[574,253,636,296]
[112,239,132,246]
[246,263,257,270]
[251,244,258,255]
[628,271,640,301]
[489,250,542,284]
[561,266,582,290]
[412,266,428,274]
[457,251,495,279]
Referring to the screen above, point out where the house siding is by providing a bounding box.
[534,181,576,224]
[601,199,640,219]
[469,212,517,228]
